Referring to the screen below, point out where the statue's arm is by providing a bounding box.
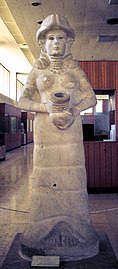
[18,95,47,113]
[18,69,47,113]
[71,68,97,116]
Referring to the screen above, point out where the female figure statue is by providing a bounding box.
[18,14,99,261]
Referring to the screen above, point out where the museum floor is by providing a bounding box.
[0,143,118,267]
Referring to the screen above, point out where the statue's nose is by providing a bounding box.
[54,37,59,43]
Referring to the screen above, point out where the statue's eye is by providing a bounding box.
[48,36,54,40]
[58,36,64,40]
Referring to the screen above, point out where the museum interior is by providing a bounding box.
[0,0,118,267]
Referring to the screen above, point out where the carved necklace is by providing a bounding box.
[49,56,66,74]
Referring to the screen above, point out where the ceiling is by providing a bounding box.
[0,0,118,66]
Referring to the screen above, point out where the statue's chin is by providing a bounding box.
[49,51,64,57]
[49,112,74,129]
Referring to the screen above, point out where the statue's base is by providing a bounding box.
[1,233,118,269]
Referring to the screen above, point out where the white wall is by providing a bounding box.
[0,18,32,100]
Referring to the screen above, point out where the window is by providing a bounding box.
[16,79,24,101]
[81,90,115,141]
[0,64,10,97]
[16,73,28,101]
[95,100,103,113]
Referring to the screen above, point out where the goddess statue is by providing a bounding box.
[18,14,99,261]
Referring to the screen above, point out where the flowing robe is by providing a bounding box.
[18,57,99,261]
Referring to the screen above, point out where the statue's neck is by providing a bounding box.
[49,54,72,73]
[49,56,64,73]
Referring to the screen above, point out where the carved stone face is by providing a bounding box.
[44,29,67,56]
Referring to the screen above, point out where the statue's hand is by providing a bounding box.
[45,102,53,113]
[70,107,79,117]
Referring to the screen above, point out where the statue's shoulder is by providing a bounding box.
[64,55,80,69]
[34,52,50,70]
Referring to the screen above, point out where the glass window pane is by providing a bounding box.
[16,79,24,101]
[96,100,103,113]
[0,64,10,97]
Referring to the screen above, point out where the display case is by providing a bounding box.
[0,103,21,151]
[21,111,34,144]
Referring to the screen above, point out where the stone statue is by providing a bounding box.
[18,14,99,262]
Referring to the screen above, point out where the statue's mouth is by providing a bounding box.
[53,46,59,49]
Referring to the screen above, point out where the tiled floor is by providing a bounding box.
[0,143,118,267]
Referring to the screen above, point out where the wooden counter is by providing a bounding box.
[84,141,118,188]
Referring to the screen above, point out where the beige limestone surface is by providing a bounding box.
[18,14,99,261]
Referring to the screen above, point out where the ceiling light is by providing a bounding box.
[19,44,29,49]
[31,2,41,6]
[37,21,43,24]
[109,0,118,4]
[97,35,117,42]
[107,18,118,24]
